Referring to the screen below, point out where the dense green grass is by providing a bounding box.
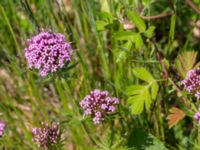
[0,0,200,149]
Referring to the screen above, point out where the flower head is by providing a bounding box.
[32,122,60,148]
[194,108,200,125]
[80,89,119,124]
[181,68,200,99]
[0,121,6,137]
[25,29,73,76]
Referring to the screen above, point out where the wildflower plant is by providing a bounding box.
[0,121,6,137]
[181,68,200,99]
[80,89,119,124]
[24,29,73,77]
[32,122,60,149]
[2,0,200,149]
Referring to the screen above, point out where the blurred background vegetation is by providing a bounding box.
[0,0,200,149]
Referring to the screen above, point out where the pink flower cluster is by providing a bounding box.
[25,30,73,76]
[32,122,60,148]
[194,108,200,125]
[0,121,6,137]
[80,89,119,124]
[181,68,200,99]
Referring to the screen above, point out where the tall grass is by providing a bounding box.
[0,0,200,149]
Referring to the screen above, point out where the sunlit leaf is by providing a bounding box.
[127,85,151,114]
[133,67,154,83]
[113,31,136,40]
[175,51,200,78]
[151,81,159,100]
[100,0,110,12]
[126,85,145,95]
[127,10,146,32]
[127,68,159,114]
[167,107,186,128]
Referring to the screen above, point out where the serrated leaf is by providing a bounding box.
[127,129,168,150]
[127,68,159,114]
[167,107,185,128]
[127,10,146,32]
[126,85,145,95]
[128,95,145,114]
[127,85,151,114]
[175,51,200,78]
[133,67,154,83]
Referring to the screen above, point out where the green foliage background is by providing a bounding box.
[0,0,200,149]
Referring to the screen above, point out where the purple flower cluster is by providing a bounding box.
[0,121,6,137]
[181,68,200,99]
[80,89,119,124]
[32,122,60,148]
[194,108,200,125]
[25,29,73,77]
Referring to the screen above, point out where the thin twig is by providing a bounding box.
[141,12,172,20]
[186,0,200,14]
[151,39,190,107]
[121,12,172,30]
[168,0,175,11]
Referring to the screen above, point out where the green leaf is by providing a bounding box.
[142,0,150,6]
[114,32,143,49]
[126,85,144,95]
[143,26,155,38]
[133,67,154,83]
[127,68,159,114]
[163,58,170,69]
[169,14,176,41]
[127,85,151,114]
[128,95,145,114]
[97,12,113,22]
[113,31,136,40]
[168,14,176,53]
[127,10,146,32]
[175,51,200,78]
[132,33,143,49]
[95,20,108,30]
[151,81,159,100]
[127,129,168,150]
[144,88,151,110]
[123,40,132,51]
[116,51,127,63]
[100,0,110,12]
